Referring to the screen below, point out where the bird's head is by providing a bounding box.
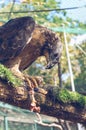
[41,30,62,69]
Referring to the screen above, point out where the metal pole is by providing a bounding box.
[63,25,75,92]
[51,126,53,130]
[4,116,8,130]
[34,123,37,130]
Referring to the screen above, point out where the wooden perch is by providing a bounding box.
[0,77,86,125]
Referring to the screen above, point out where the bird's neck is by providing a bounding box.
[19,41,43,71]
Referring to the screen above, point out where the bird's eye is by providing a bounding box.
[54,53,58,57]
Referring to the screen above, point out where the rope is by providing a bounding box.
[35,113,63,129]
[36,113,42,123]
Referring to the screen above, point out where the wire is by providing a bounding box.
[0,5,85,14]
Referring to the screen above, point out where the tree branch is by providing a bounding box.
[0,80,86,125]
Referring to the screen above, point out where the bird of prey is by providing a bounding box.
[0,17,62,78]
[0,17,62,112]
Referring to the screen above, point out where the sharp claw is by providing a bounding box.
[23,75,44,113]
[24,75,44,89]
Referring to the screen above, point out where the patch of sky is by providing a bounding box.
[69,34,86,46]
[60,0,86,23]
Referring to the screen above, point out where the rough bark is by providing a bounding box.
[0,80,86,125]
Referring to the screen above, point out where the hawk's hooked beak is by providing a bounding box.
[44,50,60,69]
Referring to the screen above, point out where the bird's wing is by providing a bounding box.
[0,16,35,62]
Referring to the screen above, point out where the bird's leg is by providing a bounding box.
[8,60,40,112]
[5,57,25,80]
[24,75,47,112]
[10,65,25,80]
[10,65,40,112]
[24,75,40,112]
[5,57,47,112]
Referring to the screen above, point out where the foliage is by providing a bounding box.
[0,64,23,87]
[55,88,86,108]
